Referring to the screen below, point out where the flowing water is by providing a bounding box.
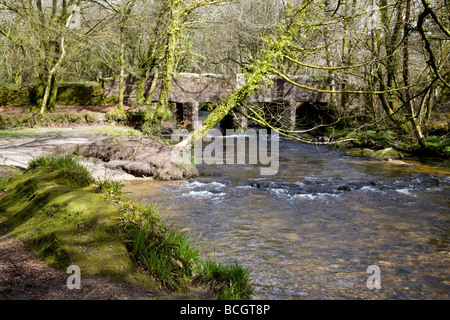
[124,113,450,300]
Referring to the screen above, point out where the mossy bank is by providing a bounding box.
[0,156,253,300]
[0,162,156,289]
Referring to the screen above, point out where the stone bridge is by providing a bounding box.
[104,73,330,130]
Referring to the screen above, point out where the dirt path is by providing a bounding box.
[0,233,212,300]
[0,235,165,300]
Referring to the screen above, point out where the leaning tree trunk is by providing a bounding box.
[145,68,159,104]
[116,0,137,111]
[176,2,314,149]
[176,42,288,150]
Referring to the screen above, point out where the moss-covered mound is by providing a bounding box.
[343,147,403,160]
[0,167,154,288]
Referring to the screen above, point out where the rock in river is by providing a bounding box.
[72,136,198,181]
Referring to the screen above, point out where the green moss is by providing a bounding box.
[0,171,151,286]
[1,83,105,108]
[0,112,97,129]
[84,112,96,124]
[105,96,119,104]
[52,83,105,106]
[428,121,449,136]
[0,166,23,191]
[103,106,167,136]
[373,147,403,160]
[86,126,143,136]
[0,85,31,107]
[343,147,403,160]
[105,108,128,123]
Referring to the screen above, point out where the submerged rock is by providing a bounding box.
[242,175,447,199]
[385,159,416,167]
[343,148,376,158]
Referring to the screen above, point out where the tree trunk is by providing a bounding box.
[145,68,159,104]
[40,70,56,114]
[323,0,336,108]
[403,0,426,147]
[137,4,165,105]
[40,0,81,114]
[136,76,146,104]
[339,0,358,113]
[156,0,181,122]
[48,74,59,111]
[424,87,435,121]
[118,23,125,110]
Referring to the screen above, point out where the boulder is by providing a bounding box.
[385,159,416,167]
[373,147,403,160]
[73,136,198,181]
[343,147,403,160]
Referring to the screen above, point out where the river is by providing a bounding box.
[123,115,449,300]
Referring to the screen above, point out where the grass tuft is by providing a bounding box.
[86,126,143,136]
[102,186,254,298]
[111,192,200,290]
[27,155,95,188]
[194,260,254,300]
[96,178,124,195]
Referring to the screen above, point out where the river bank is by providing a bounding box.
[0,154,253,300]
